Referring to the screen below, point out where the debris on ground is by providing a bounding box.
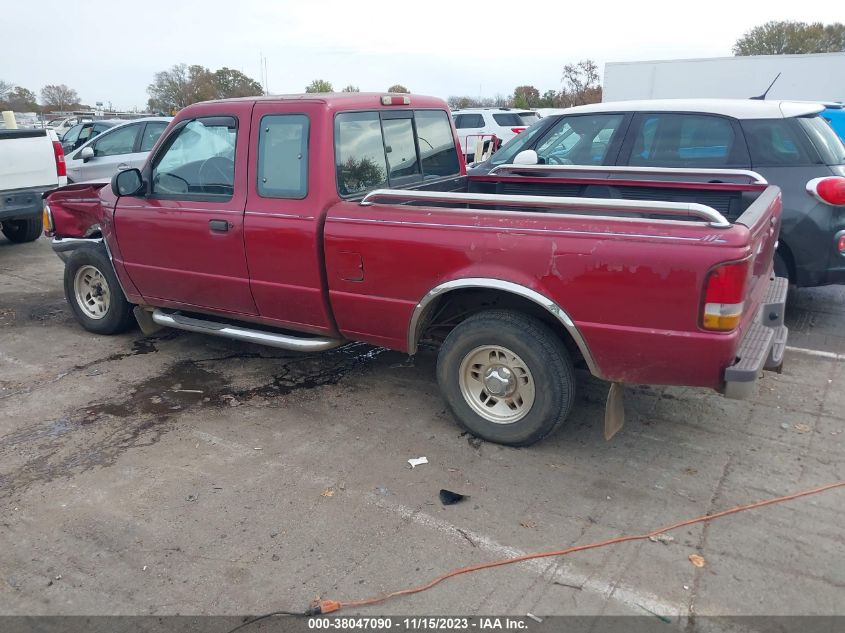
[408,457,428,469]
[648,533,675,545]
[526,614,543,623]
[794,423,811,434]
[688,554,706,567]
[186,494,198,502]
[321,488,335,498]
[520,519,537,528]
[439,489,467,506]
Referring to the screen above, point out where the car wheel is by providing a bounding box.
[63,247,135,334]
[436,309,575,446]
[773,250,791,282]
[1,217,42,243]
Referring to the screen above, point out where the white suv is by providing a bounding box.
[452,108,539,161]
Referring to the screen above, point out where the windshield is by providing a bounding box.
[799,115,845,165]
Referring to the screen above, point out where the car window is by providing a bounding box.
[257,114,309,199]
[488,121,549,165]
[152,117,237,198]
[335,112,389,195]
[77,124,96,145]
[518,112,540,126]
[140,122,168,152]
[492,113,525,127]
[630,114,735,167]
[454,114,484,129]
[741,119,815,166]
[535,114,625,166]
[798,115,845,165]
[382,118,419,180]
[63,123,82,145]
[93,124,140,157]
[415,110,460,178]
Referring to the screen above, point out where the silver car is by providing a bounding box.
[65,117,172,183]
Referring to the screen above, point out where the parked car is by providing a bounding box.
[0,127,66,243]
[47,116,91,139]
[821,103,845,141]
[469,99,845,288]
[65,117,171,183]
[452,108,537,161]
[60,120,121,154]
[45,92,786,446]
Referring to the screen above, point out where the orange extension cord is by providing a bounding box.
[310,480,845,615]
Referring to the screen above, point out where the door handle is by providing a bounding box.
[209,219,230,232]
[117,163,129,170]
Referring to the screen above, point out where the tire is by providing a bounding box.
[2,216,42,243]
[773,250,791,282]
[436,309,575,446]
[63,247,135,334]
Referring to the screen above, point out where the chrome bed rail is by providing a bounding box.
[486,164,768,185]
[359,188,732,228]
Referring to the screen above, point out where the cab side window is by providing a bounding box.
[257,114,309,199]
[152,117,237,199]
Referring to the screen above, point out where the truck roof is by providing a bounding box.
[561,99,825,119]
[200,92,448,110]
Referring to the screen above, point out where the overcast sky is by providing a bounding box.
[1,1,837,110]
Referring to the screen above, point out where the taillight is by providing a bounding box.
[702,260,751,331]
[511,127,526,134]
[43,204,54,236]
[52,141,66,178]
[806,176,845,205]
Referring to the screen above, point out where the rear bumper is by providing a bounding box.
[0,186,52,222]
[723,276,789,399]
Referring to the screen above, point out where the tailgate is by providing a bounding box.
[0,130,59,190]
[736,185,782,319]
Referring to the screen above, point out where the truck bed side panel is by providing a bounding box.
[324,201,767,389]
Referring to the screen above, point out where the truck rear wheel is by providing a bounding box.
[63,247,135,335]
[436,310,575,446]
[2,217,42,243]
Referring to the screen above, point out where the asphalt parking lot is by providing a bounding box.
[1,236,843,622]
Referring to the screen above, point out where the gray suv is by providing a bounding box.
[469,99,845,287]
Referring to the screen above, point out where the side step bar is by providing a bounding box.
[150,309,343,352]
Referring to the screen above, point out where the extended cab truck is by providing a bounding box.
[45,93,788,446]
[0,128,66,243]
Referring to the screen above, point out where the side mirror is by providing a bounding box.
[80,146,94,162]
[112,168,144,197]
[513,149,539,166]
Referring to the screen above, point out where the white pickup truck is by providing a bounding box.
[0,128,67,243]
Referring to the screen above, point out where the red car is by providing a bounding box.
[44,93,787,446]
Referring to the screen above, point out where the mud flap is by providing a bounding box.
[133,306,163,336]
[604,382,625,440]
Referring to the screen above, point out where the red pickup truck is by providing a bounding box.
[45,93,788,445]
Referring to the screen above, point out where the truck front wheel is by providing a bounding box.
[63,247,135,334]
[2,217,42,243]
[436,310,575,446]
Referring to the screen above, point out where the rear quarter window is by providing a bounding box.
[492,113,525,127]
[741,119,816,166]
[335,109,460,196]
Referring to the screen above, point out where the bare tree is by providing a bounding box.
[342,85,360,92]
[560,60,602,107]
[40,84,80,111]
[0,80,14,102]
[388,84,409,93]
